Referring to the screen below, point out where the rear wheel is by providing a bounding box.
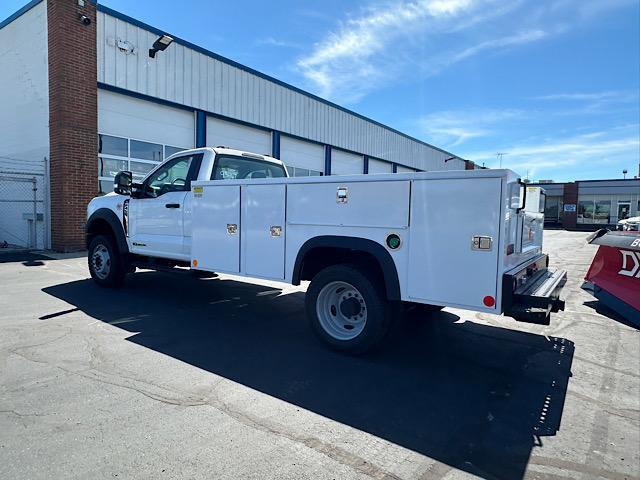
[306,264,392,354]
[88,234,126,287]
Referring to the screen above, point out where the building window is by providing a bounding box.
[594,200,611,223]
[286,165,322,177]
[544,196,561,222]
[130,140,163,162]
[98,134,128,157]
[578,198,612,224]
[617,202,631,222]
[98,134,188,193]
[165,146,187,159]
[578,200,594,224]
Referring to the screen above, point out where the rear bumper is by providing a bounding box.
[502,254,567,325]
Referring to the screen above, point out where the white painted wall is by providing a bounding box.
[96,10,465,171]
[0,2,49,172]
[0,2,49,248]
[206,117,271,154]
[98,89,195,148]
[332,149,363,175]
[280,136,324,174]
[368,158,393,174]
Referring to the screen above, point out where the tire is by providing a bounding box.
[88,234,127,287]
[306,264,392,354]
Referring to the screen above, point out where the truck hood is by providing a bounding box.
[87,192,126,220]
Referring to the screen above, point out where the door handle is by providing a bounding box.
[165,203,180,209]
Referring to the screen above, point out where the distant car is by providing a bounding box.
[618,216,640,231]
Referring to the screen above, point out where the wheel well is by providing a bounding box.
[296,245,399,301]
[85,218,116,249]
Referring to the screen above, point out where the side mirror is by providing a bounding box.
[509,180,527,212]
[114,171,132,195]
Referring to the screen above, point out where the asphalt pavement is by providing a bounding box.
[0,231,638,479]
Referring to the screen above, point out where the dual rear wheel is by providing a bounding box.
[305,264,393,355]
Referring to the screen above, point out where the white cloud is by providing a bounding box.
[420,108,523,146]
[296,0,500,102]
[463,127,640,179]
[256,37,302,49]
[295,0,636,103]
[533,91,638,102]
[421,29,548,77]
[448,30,547,63]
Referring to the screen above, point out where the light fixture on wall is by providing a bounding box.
[149,35,173,58]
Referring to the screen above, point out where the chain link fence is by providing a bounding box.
[0,159,48,250]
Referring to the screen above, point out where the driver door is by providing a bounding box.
[129,153,202,260]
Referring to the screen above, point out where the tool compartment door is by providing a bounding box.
[191,185,240,273]
[407,177,502,310]
[241,184,286,280]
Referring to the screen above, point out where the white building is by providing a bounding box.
[0,0,470,251]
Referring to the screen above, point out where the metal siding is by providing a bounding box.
[332,149,363,176]
[280,136,324,173]
[97,11,462,171]
[97,9,104,83]
[206,116,271,154]
[369,158,393,174]
[98,89,195,148]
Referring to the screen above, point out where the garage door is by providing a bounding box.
[207,117,271,156]
[368,158,393,174]
[397,165,414,173]
[98,89,195,192]
[280,136,324,176]
[332,149,363,175]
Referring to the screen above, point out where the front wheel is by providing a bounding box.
[305,264,392,354]
[88,234,126,287]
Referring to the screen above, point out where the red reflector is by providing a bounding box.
[483,296,495,307]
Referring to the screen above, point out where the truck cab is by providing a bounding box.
[87,147,287,262]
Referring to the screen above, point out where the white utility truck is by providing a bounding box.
[86,147,566,353]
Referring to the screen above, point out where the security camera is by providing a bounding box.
[79,14,91,26]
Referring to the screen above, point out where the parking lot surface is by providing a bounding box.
[0,230,638,479]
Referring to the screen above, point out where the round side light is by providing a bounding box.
[483,295,496,307]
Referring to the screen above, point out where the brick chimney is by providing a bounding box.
[48,0,98,251]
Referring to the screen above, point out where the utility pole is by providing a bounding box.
[495,152,508,169]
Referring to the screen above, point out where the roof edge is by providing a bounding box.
[0,0,43,30]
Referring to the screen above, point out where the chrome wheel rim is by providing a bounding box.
[91,244,111,280]
[316,281,367,341]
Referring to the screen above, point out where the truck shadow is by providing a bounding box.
[42,272,574,480]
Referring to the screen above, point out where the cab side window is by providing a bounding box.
[211,155,287,180]
[145,154,202,197]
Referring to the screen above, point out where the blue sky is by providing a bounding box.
[2,0,639,181]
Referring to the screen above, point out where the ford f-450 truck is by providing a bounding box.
[86,147,566,353]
